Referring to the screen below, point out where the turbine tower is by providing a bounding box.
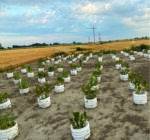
[88,25,96,43]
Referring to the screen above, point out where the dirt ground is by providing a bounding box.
[0,53,149,140]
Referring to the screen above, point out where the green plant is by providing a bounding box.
[62,70,69,78]
[18,78,29,89]
[34,83,50,99]
[135,80,148,94]
[48,66,54,72]
[68,111,88,129]
[116,60,122,64]
[93,69,102,76]
[110,50,116,54]
[83,56,87,60]
[6,66,14,73]
[95,62,103,69]
[13,72,20,80]
[70,64,77,70]
[76,47,85,51]
[0,92,8,104]
[38,62,44,68]
[124,63,129,68]
[57,63,62,68]
[89,76,98,86]
[27,66,33,73]
[55,77,64,85]
[98,53,103,57]
[38,58,44,64]
[81,84,97,99]
[120,68,129,75]
[21,65,26,69]
[78,59,83,67]
[129,52,134,55]
[0,110,16,130]
[38,71,47,79]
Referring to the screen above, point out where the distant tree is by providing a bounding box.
[0,43,4,49]
[73,41,76,44]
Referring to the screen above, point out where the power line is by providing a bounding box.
[88,25,96,43]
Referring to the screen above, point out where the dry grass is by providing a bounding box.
[0,39,149,69]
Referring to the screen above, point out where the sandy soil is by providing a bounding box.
[0,53,149,140]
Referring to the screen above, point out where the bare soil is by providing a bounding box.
[0,53,149,140]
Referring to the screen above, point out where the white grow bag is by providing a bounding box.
[63,57,67,61]
[38,68,44,72]
[98,57,102,62]
[116,64,121,70]
[133,92,147,105]
[57,68,63,72]
[129,56,135,60]
[46,60,50,63]
[55,85,64,93]
[112,55,116,60]
[7,73,13,78]
[27,72,34,78]
[54,61,59,64]
[83,60,87,64]
[51,58,54,62]
[37,96,51,108]
[38,78,46,84]
[0,121,18,140]
[120,74,128,81]
[124,53,129,56]
[71,121,90,140]
[144,54,148,58]
[91,85,99,90]
[115,57,119,61]
[48,72,54,77]
[19,88,29,95]
[90,53,92,58]
[71,70,77,75]
[77,67,82,72]
[13,79,21,85]
[97,76,101,82]
[84,97,97,109]
[129,82,135,90]
[68,61,72,64]
[0,99,11,110]
[64,77,71,83]
[21,69,27,73]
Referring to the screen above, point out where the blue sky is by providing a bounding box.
[0,0,149,47]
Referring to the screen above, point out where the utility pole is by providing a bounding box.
[88,25,96,43]
[98,33,101,43]
[88,36,90,43]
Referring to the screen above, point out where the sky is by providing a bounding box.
[0,0,150,47]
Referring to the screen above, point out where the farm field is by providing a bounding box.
[0,39,149,69]
[0,52,149,139]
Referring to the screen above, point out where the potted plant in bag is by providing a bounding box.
[82,84,98,108]
[62,70,70,83]
[54,77,64,93]
[27,66,34,78]
[48,66,55,76]
[69,111,90,140]
[95,62,103,70]
[38,71,47,84]
[38,63,45,72]
[57,63,63,72]
[34,83,51,108]
[70,64,77,75]
[92,68,102,82]
[0,110,18,140]
[6,65,14,78]
[120,68,129,81]
[115,60,122,70]
[18,78,29,94]
[21,65,27,73]
[77,59,82,71]
[0,92,11,109]
[13,72,21,84]
[98,53,103,62]
[133,80,148,104]
[128,72,142,90]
